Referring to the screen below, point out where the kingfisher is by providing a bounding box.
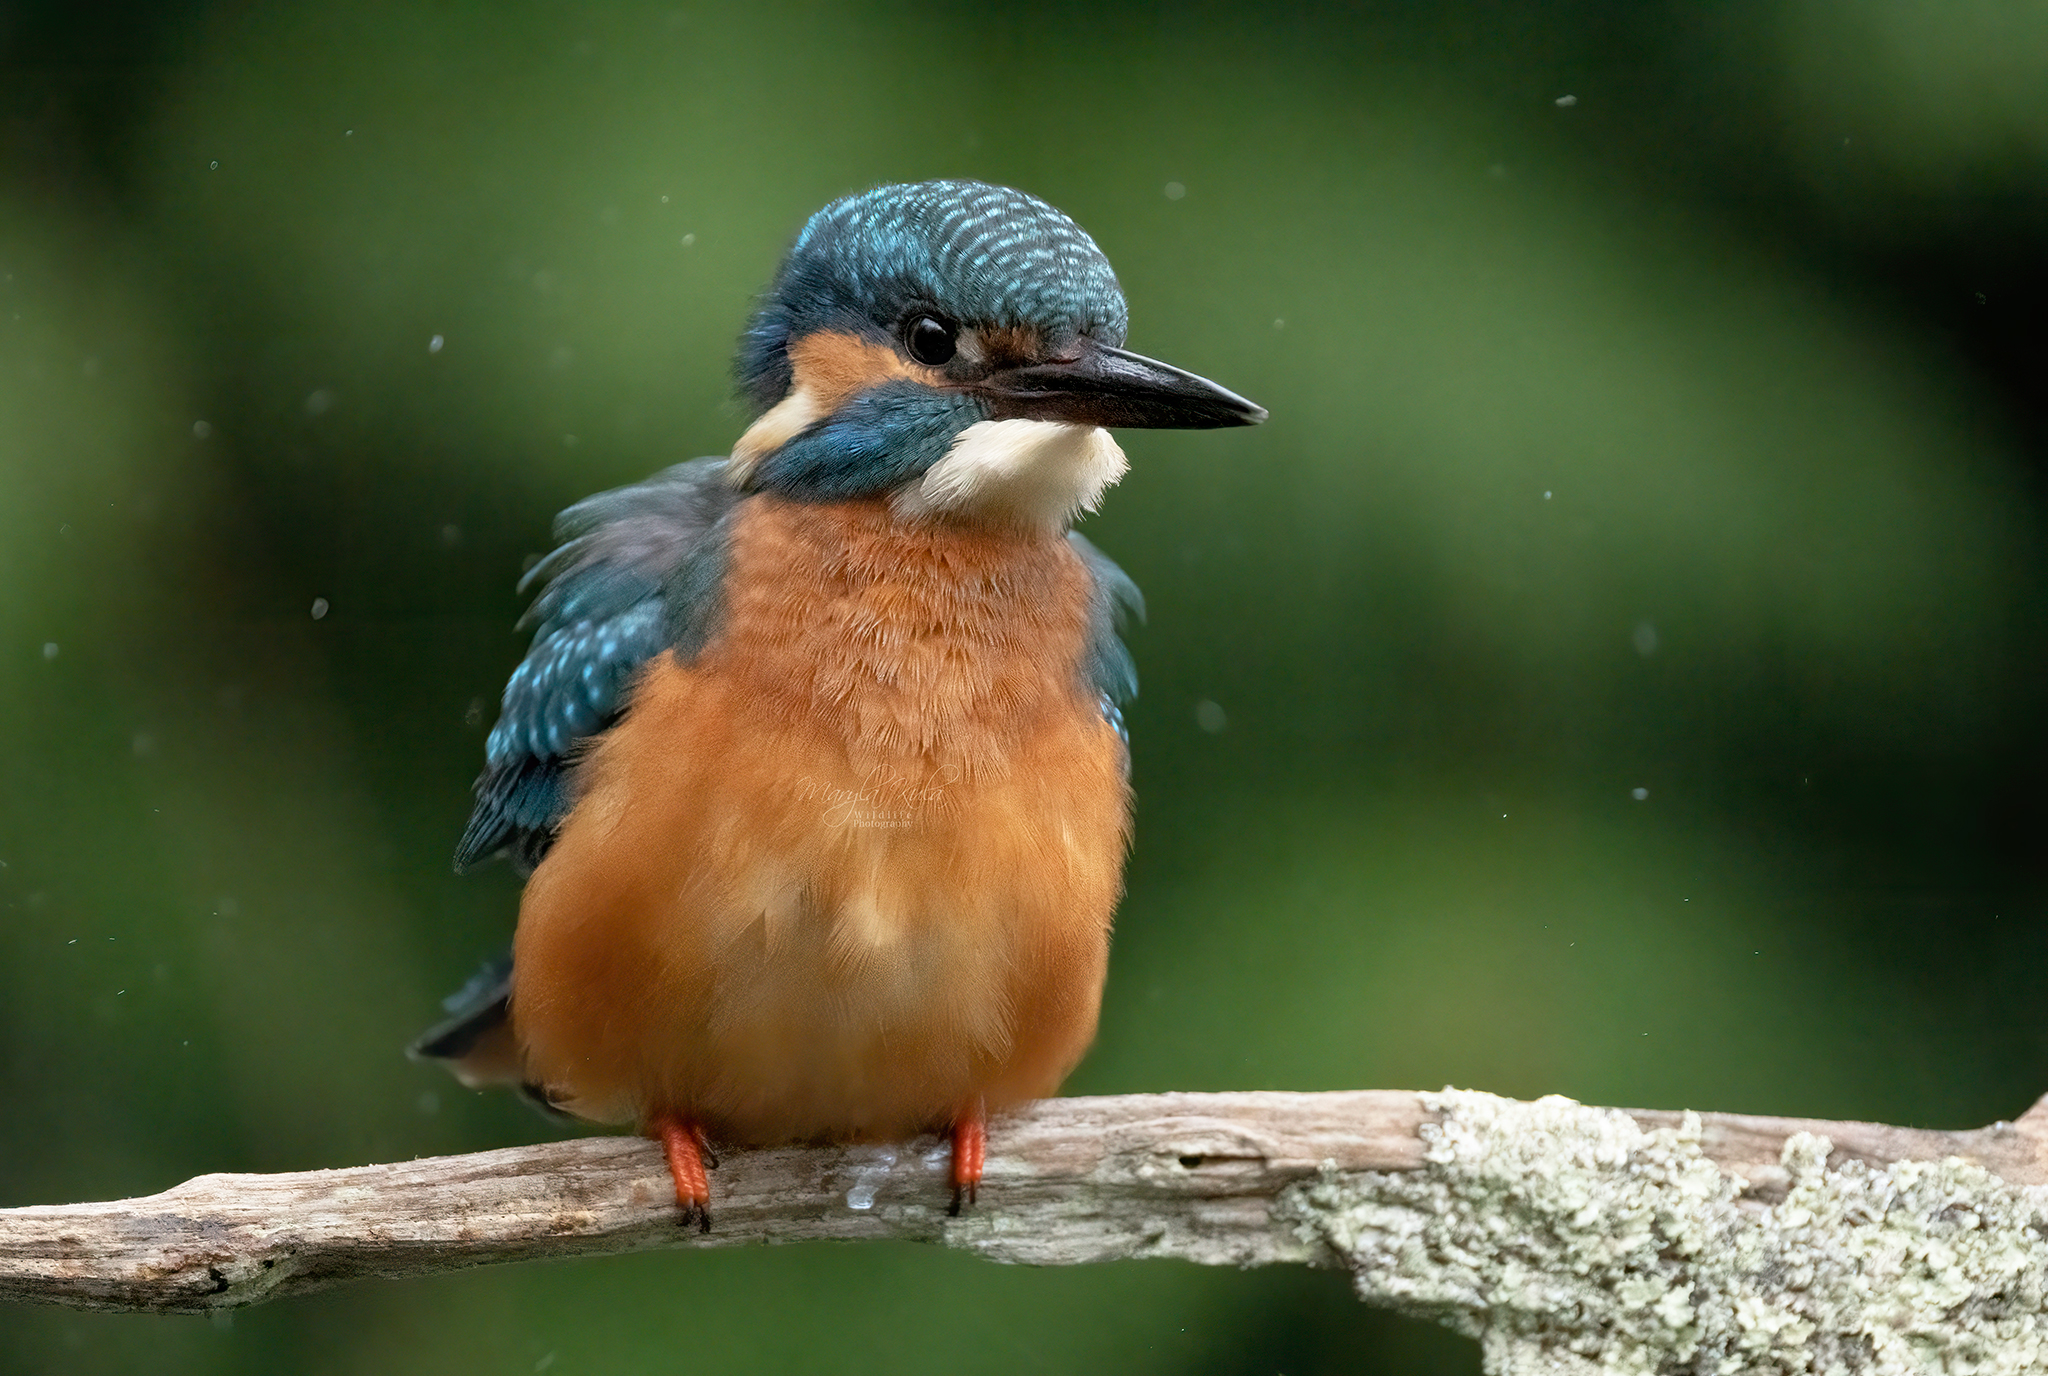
[412,180,1263,1226]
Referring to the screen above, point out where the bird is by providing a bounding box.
[411,179,1264,1227]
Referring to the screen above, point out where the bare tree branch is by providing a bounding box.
[6,1089,2048,1374]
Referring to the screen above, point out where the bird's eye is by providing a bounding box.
[904,315,958,366]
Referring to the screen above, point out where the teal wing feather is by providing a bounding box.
[455,458,738,871]
[1068,531,1143,755]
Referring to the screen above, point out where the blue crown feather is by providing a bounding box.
[738,180,1129,412]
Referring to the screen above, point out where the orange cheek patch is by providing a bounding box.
[729,332,948,482]
[788,331,939,407]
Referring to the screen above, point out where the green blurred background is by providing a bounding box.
[3,2,2044,1371]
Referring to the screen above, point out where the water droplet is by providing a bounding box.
[310,597,330,620]
[1163,181,1186,201]
[1632,621,1658,656]
[679,233,696,248]
[429,334,444,353]
[304,389,334,416]
[192,420,212,439]
[208,159,220,170]
[1194,699,1227,733]
[845,1147,897,1209]
[1554,94,1578,107]
[41,642,58,660]
[1631,787,1649,801]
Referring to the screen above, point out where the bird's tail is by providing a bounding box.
[408,953,524,1090]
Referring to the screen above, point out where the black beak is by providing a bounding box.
[975,340,1267,430]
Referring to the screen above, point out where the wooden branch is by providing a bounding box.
[7,1089,2048,1373]
[0,1091,1420,1312]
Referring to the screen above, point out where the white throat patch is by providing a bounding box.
[893,420,1128,528]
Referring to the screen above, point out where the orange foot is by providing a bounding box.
[948,1098,986,1217]
[651,1114,714,1233]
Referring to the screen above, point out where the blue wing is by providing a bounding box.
[1068,532,1143,757]
[455,458,738,871]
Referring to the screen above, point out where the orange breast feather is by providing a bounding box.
[509,496,1130,1143]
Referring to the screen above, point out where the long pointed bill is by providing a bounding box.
[976,341,1266,430]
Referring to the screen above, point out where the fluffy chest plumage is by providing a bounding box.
[709,495,1109,771]
[509,496,1130,1141]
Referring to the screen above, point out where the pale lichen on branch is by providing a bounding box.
[1287,1092,2048,1375]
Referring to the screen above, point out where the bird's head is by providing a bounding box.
[728,180,1263,528]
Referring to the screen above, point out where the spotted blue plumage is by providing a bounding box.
[456,458,738,871]
[737,180,1129,414]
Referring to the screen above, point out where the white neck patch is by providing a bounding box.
[892,419,1128,528]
